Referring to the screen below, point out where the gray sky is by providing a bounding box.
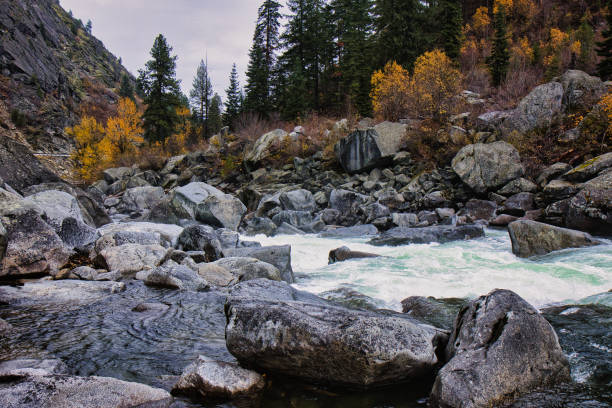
[59,0,269,101]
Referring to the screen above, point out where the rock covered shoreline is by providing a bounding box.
[0,71,611,407]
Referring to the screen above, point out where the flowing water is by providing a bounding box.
[0,228,610,407]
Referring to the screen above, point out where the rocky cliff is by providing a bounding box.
[0,0,131,184]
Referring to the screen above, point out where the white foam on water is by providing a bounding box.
[248,229,612,311]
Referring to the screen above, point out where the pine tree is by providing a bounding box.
[597,3,612,79]
[488,6,510,87]
[207,94,223,136]
[438,0,463,60]
[190,60,213,138]
[139,34,182,145]
[374,0,424,68]
[118,74,134,100]
[244,0,282,116]
[330,0,374,116]
[576,15,595,70]
[85,19,92,34]
[224,63,242,129]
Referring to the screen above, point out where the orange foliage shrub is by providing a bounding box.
[370,61,412,121]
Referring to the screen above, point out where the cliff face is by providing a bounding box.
[0,0,131,185]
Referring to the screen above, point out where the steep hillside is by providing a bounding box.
[0,0,131,183]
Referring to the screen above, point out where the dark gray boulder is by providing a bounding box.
[334,129,389,174]
[225,279,448,388]
[461,199,498,222]
[242,216,277,236]
[401,296,466,331]
[565,188,611,236]
[118,186,165,214]
[172,355,265,401]
[329,189,369,214]
[177,225,224,262]
[271,210,313,228]
[508,220,600,258]
[328,246,381,264]
[58,217,99,250]
[369,225,485,246]
[225,246,294,283]
[429,289,571,408]
[502,192,535,216]
[279,189,316,212]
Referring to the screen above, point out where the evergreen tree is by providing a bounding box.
[488,6,510,87]
[190,60,213,138]
[597,3,612,79]
[330,0,374,116]
[139,34,182,145]
[244,0,282,116]
[374,0,424,68]
[118,74,134,100]
[576,15,595,70]
[224,63,242,129]
[85,19,92,34]
[207,94,223,136]
[438,0,463,60]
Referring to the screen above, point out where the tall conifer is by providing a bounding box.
[488,6,510,87]
[190,60,213,138]
[597,2,612,80]
[224,63,242,129]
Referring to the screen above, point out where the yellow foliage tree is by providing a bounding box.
[66,116,106,181]
[472,6,491,38]
[370,61,412,121]
[550,28,569,49]
[102,97,143,160]
[371,51,462,121]
[411,50,462,119]
[166,106,190,155]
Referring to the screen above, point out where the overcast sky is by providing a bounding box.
[59,0,274,101]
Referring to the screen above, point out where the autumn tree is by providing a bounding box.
[138,34,182,145]
[67,116,106,181]
[101,97,143,159]
[224,63,242,129]
[370,61,412,121]
[190,59,213,138]
[488,4,510,86]
[412,49,462,119]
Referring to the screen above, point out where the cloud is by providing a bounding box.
[59,0,263,101]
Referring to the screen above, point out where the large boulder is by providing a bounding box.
[1,209,71,278]
[213,257,281,282]
[97,222,184,247]
[369,225,485,246]
[244,129,291,171]
[565,188,611,235]
[429,289,571,408]
[176,225,224,262]
[96,244,167,275]
[24,190,84,232]
[563,152,612,182]
[137,262,208,291]
[0,373,172,408]
[501,82,564,135]
[225,245,294,283]
[451,142,525,193]
[225,279,448,388]
[195,194,247,231]
[279,189,317,212]
[118,186,165,214]
[508,220,600,258]
[170,182,226,219]
[172,355,265,401]
[102,167,134,184]
[555,70,607,111]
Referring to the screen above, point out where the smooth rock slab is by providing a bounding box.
[172,355,265,400]
[0,374,172,408]
[369,225,485,246]
[508,220,600,258]
[0,359,68,377]
[225,279,448,388]
[429,289,571,408]
[0,280,125,307]
[97,222,184,247]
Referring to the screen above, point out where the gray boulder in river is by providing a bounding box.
[451,142,525,193]
[508,220,600,258]
[430,289,571,408]
[369,224,484,246]
[328,246,381,264]
[225,279,448,388]
[225,245,294,283]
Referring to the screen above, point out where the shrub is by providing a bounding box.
[10,109,28,128]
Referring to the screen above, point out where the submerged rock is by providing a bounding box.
[225,279,448,388]
[508,220,599,258]
[369,225,484,246]
[430,289,571,408]
[172,355,265,401]
[328,246,381,264]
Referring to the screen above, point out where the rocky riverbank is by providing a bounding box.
[0,70,611,407]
